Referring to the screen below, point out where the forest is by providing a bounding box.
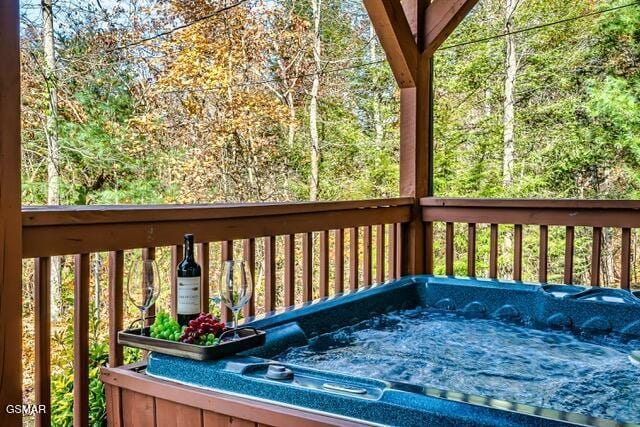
[18,0,640,424]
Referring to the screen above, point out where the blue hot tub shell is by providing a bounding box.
[146,276,640,427]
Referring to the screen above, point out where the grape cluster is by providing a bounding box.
[149,311,183,341]
[179,313,226,345]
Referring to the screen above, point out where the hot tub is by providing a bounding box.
[146,276,640,426]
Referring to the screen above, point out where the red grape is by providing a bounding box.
[179,313,226,344]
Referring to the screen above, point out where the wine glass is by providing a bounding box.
[127,259,162,336]
[218,260,253,338]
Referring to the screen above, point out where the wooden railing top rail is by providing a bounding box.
[420,197,640,210]
[421,197,640,228]
[22,198,413,258]
[24,197,414,226]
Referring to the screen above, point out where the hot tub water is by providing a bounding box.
[275,307,640,423]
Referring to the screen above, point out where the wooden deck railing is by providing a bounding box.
[23,196,640,426]
[22,198,412,427]
[421,198,640,288]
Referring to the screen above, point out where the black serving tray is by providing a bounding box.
[118,326,266,361]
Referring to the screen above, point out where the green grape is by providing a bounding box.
[149,311,183,341]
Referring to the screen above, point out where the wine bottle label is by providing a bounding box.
[177,276,201,315]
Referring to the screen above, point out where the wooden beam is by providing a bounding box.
[424,0,480,57]
[0,0,22,424]
[363,0,418,87]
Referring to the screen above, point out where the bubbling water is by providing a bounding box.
[275,308,640,423]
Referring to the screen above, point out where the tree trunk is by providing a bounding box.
[502,0,517,188]
[42,0,62,321]
[309,0,321,201]
[370,24,383,147]
[287,90,296,147]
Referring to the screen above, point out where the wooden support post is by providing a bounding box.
[0,1,22,424]
[399,0,429,276]
[365,0,478,276]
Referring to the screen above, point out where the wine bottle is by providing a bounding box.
[177,233,202,326]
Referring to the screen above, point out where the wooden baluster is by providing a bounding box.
[363,226,372,285]
[302,232,313,301]
[467,223,476,277]
[264,236,276,312]
[142,248,156,325]
[35,257,51,427]
[445,222,454,276]
[395,223,402,277]
[349,227,359,291]
[621,228,631,291]
[170,245,183,318]
[284,234,295,306]
[221,241,233,321]
[108,251,124,368]
[564,226,574,284]
[591,227,602,287]
[513,224,522,281]
[376,224,385,283]
[425,221,434,274]
[539,225,548,283]
[319,231,329,297]
[334,229,344,294]
[489,224,498,279]
[388,223,397,279]
[243,238,256,317]
[74,254,90,427]
[196,243,209,313]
